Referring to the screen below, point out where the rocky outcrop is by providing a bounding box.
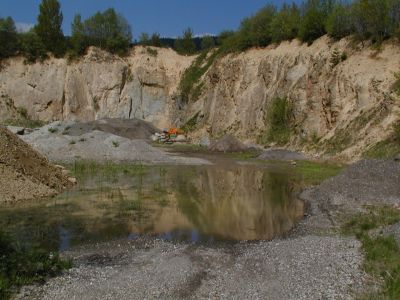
[187,36,400,160]
[0,46,193,129]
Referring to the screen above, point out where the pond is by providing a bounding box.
[0,160,307,251]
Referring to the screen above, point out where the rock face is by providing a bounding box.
[1,37,400,159]
[187,37,400,159]
[0,46,193,129]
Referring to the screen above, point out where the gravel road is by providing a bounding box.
[17,235,364,300]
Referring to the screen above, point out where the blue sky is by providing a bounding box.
[0,0,299,38]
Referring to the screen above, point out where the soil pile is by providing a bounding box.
[0,126,72,203]
[65,118,161,140]
[209,134,248,153]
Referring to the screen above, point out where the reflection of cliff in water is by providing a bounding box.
[173,165,304,240]
[0,164,304,251]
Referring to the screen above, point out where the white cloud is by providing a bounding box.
[15,22,34,33]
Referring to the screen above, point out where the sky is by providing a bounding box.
[0,0,300,38]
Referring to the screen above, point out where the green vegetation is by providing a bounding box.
[364,122,400,159]
[181,112,200,132]
[330,48,347,68]
[2,119,46,129]
[342,206,400,299]
[0,17,18,59]
[68,161,148,181]
[174,28,197,55]
[294,161,343,185]
[112,140,120,148]
[48,127,58,133]
[259,97,294,145]
[35,0,65,56]
[146,47,158,57]
[70,8,132,56]
[179,50,218,103]
[394,72,400,95]
[69,140,76,145]
[0,230,71,299]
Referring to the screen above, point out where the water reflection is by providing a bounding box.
[0,163,304,251]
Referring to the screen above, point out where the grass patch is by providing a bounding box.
[112,141,120,148]
[0,230,71,299]
[2,119,46,129]
[228,150,261,160]
[364,122,400,159]
[294,161,343,185]
[67,161,148,181]
[258,97,294,146]
[342,206,400,299]
[69,140,76,145]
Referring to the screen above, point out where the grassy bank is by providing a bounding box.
[66,161,148,181]
[294,161,343,185]
[342,206,400,299]
[0,231,71,299]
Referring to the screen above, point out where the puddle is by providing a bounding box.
[0,162,305,251]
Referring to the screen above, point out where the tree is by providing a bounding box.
[217,30,235,45]
[246,4,277,47]
[201,35,215,50]
[270,3,301,43]
[0,17,18,58]
[150,33,162,47]
[326,2,354,40]
[19,30,48,63]
[35,0,65,55]
[352,0,397,42]
[70,8,132,55]
[174,28,196,55]
[299,0,334,44]
[70,14,86,55]
[139,32,150,45]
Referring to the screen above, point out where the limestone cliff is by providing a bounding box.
[0,46,193,129]
[1,37,399,160]
[187,37,400,160]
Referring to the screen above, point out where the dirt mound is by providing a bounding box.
[0,126,72,203]
[209,134,248,153]
[258,149,306,161]
[66,118,161,140]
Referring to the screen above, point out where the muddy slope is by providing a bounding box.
[0,126,72,203]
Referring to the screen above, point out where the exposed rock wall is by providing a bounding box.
[187,36,400,159]
[0,46,193,129]
[1,37,399,159]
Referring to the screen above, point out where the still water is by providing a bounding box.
[0,161,305,251]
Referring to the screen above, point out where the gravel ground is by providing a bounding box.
[15,122,210,165]
[17,235,364,300]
